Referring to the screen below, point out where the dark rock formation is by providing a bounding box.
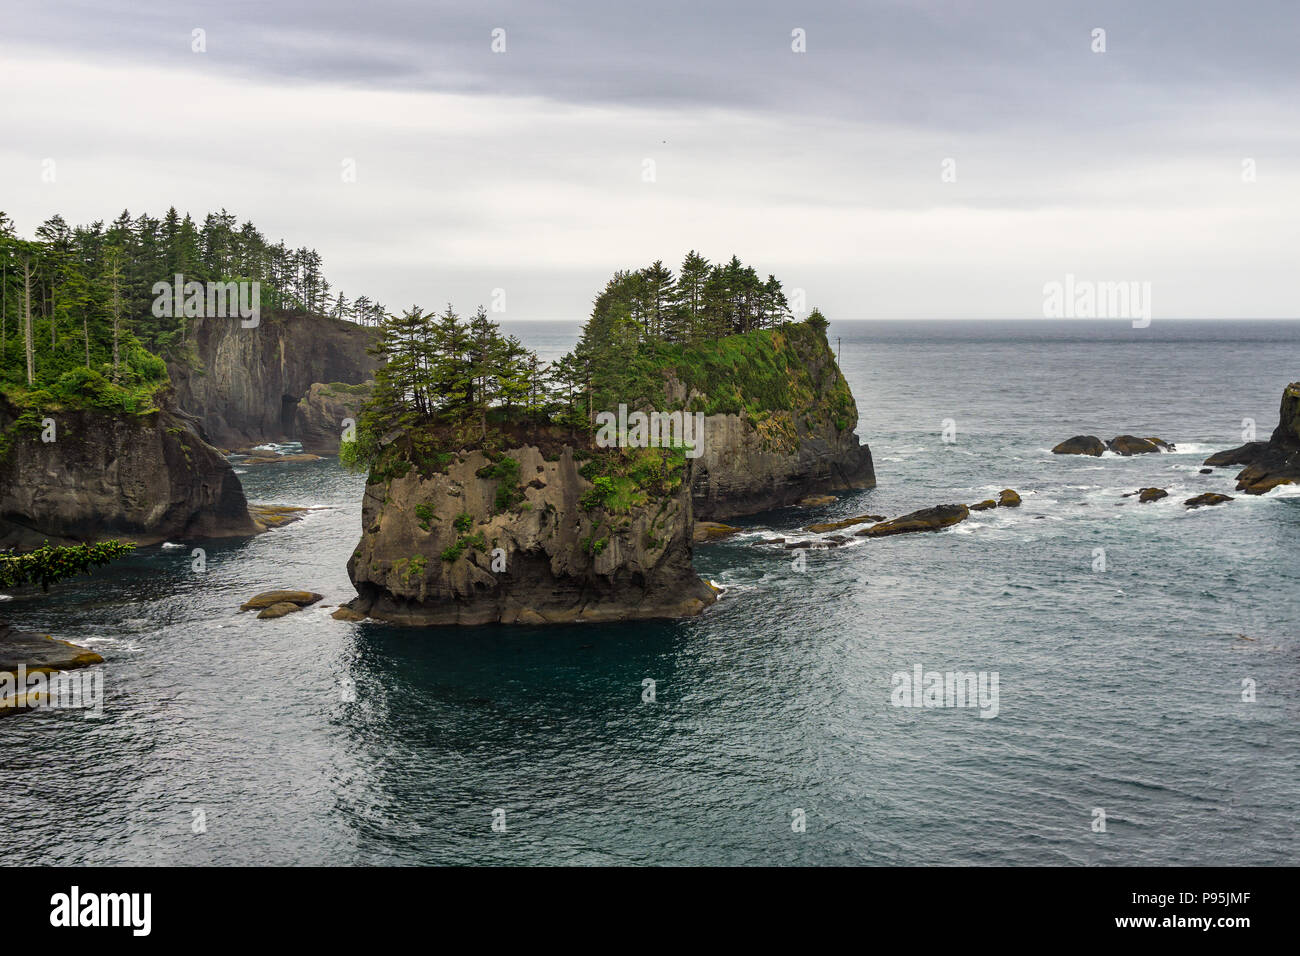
[1204,383,1300,494]
[345,443,715,625]
[0,397,257,549]
[1136,487,1168,503]
[803,513,886,532]
[1108,435,1173,456]
[1185,492,1233,509]
[855,504,970,537]
[167,310,378,449]
[998,489,1021,507]
[1052,435,1107,456]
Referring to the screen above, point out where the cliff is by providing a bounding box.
[167,310,379,450]
[345,432,716,625]
[1205,382,1300,493]
[293,382,373,454]
[0,395,257,549]
[656,323,875,519]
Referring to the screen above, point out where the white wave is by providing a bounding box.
[233,468,248,475]
[1261,483,1300,498]
[160,541,185,550]
[0,594,12,602]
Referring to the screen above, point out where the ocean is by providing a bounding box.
[2,319,1297,865]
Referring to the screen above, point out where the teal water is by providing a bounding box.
[2,319,1297,865]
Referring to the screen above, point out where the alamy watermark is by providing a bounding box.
[890,664,1000,718]
[1,665,103,716]
[151,274,260,327]
[1042,273,1151,328]
[595,404,706,458]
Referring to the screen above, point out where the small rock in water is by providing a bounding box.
[797,495,838,507]
[240,589,323,611]
[1052,435,1106,456]
[969,499,997,511]
[1136,487,1168,503]
[1199,468,1213,474]
[997,489,1021,507]
[1184,492,1233,509]
[257,602,303,619]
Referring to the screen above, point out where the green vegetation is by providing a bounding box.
[414,503,436,531]
[453,511,474,533]
[0,207,380,418]
[476,456,523,512]
[0,540,136,591]
[440,530,487,563]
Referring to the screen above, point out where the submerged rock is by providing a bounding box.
[240,590,323,611]
[256,602,303,619]
[1185,492,1233,509]
[1052,435,1107,456]
[693,521,740,542]
[330,606,367,621]
[803,513,886,532]
[0,623,103,676]
[969,499,997,511]
[855,504,970,537]
[797,495,837,508]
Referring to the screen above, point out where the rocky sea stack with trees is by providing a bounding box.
[341,253,874,625]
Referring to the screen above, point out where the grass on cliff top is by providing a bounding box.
[613,320,854,422]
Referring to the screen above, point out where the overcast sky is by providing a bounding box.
[3,0,1298,319]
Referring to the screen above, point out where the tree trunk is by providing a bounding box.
[21,256,35,386]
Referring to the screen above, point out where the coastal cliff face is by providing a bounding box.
[1205,382,1300,493]
[0,397,257,549]
[662,324,875,519]
[167,310,378,449]
[293,382,372,454]
[345,438,715,625]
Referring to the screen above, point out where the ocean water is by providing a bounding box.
[2,319,1297,866]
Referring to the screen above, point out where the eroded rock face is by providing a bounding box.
[855,504,970,537]
[678,330,874,521]
[346,444,716,626]
[1206,383,1300,494]
[167,311,378,449]
[0,398,257,549]
[293,382,372,454]
[1052,435,1107,456]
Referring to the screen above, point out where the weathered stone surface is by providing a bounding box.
[969,499,997,511]
[0,396,258,549]
[293,382,373,454]
[1052,435,1107,456]
[693,521,740,542]
[330,606,367,621]
[345,443,715,626]
[997,489,1021,507]
[1185,492,1233,509]
[167,310,378,450]
[1137,487,1168,503]
[240,590,323,611]
[682,331,874,520]
[0,623,103,676]
[256,602,303,619]
[855,504,970,537]
[803,513,886,532]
